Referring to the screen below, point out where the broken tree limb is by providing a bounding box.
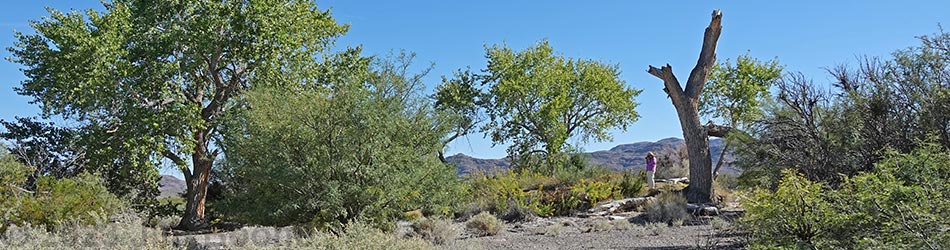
[704,121,732,138]
[684,10,723,99]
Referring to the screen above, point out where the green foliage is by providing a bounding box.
[465,169,555,218]
[619,170,646,198]
[701,54,783,128]
[7,0,350,221]
[833,142,950,249]
[465,212,504,237]
[2,152,126,233]
[570,180,621,206]
[0,117,82,179]
[741,143,950,249]
[465,166,646,219]
[217,52,464,231]
[437,40,641,173]
[644,192,688,225]
[740,170,840,248]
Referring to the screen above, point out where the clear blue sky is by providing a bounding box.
[2,1,949,177]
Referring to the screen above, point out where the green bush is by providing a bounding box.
[570,180,621,206]
[832,143,950,249]
[218,57,466,231]
[2,150,125,233]
[465,170,555,218]
[740,143,950,249]
[619,170,645,198]
[740,169,840,248]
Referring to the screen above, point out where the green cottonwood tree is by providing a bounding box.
[700,54,782,177]
[8,0,347,230]
[437,40,641,172]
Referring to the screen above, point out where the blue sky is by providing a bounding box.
[2,1,949,177]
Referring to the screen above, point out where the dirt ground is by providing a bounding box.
[440,210,746,250]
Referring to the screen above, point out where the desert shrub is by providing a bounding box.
[1,154,126,234]
[740,169,845,249]
[587,219,613,232]
[570,180,621,206]
[281,222,432,250]
[831,143,950,249]
[644,192,688,225]
[538,187,582,216]
[619,170,645,197]
[0,212,172,250]
[465,170,553,218]
[15,173,126,230]
[742,143,950,249]
[530,224,565,236]
[709,217,730,231]
[410,217,458,245]
[218,57,466,231]
[465,212,504,237]
[645,222,666,236]
[403,210,423,222]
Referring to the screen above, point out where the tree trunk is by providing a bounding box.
[646,10,723,204]
[678,103,714,203]
[177,130,214,230]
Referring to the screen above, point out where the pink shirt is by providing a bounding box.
[646,157,656,172]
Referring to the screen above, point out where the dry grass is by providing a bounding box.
[644,191,689,225]
[530,224,565,236]
[0,213,172,250]
[465,212,504,237]
[410,217,459,245]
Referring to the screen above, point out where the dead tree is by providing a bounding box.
[647,10,723,204]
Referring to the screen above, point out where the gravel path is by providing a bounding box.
[444,217,745,250]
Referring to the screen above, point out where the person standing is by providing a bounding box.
[645,152,656,189]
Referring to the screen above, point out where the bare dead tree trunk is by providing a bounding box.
[647,10,723,204]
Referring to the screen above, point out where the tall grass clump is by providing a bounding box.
[465,212,504,237]
[644,191,688,225]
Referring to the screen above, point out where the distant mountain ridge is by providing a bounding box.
[446,137,737,175]
[158,175,186,198]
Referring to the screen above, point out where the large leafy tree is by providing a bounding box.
[8,0,347,230]
[700,54,782,177]
[218,52,463,231]
[437,40,641,172]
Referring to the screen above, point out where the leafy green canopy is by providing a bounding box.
[7,0,347,201]
[437,40,641,172]
[701,54,782,129]
[217,52,465,231]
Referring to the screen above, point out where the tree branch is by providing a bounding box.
[704,121,732,137]
[163,149,191,181]
[684,10,723,99]
[647,64,686,104]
